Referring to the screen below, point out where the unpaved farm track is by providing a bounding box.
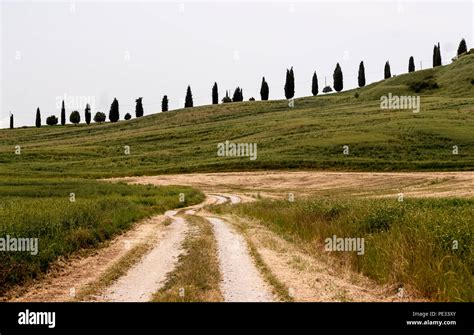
[119,171,474,199]
[7,193,272,302]
[6,214,170,302]
[206,215,274,302]
[101,210,188,302]
[9,171,472,302]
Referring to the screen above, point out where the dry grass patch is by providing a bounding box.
[151,215,223,302]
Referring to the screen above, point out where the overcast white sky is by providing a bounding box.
[1,1,472,127]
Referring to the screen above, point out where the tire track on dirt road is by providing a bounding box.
[202,195,275,302]
[101,210,189,302]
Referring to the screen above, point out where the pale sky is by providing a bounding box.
[1,1,472,127]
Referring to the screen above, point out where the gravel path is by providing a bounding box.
[102,210,188,302]
[206,216,274,302]
[209,194,228,204]
[228,195,242,204]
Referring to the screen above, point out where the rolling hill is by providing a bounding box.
[1,52,473,178]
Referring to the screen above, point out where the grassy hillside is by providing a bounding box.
[1,53,473,177]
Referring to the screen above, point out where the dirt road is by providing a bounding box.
[206,214,274,302]
[8,171,471,302]
[101,210,189,302]
[118,171,473,199]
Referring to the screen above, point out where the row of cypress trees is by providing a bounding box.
[187,37,468,104]
[33,96,146,127]
[21,39,468,128]
[35,104,97,127]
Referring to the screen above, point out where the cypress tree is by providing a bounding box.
[284,67,295,99]
[135,97,144,117]
[457,38,467,56]
[85,103,91,125]
[232,87,243,102]
[311,72,319,96]
[162,95,168,112]
[9,113,13,129]
[358,62,366,88]
[35,107,41,128]
[408,56,415,72]
[290,67,295,97]
[384,61,391,79]
[333,63,343,92]
[260,77,269,100]
[185,86,193,108]
[109,98,119,122]
[433,44,442,67]
[61,100,66,125]
[290,66,295,98]
[212,82,219,105]
[437,42,442,66]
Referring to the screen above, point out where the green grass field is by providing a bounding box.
[0,178,204,294]
[1,53,473,177]
[213,197,473,301]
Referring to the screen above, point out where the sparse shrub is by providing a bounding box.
[249,97,255,101]
[409,79,439,93]
[124,113,131,120]
[354,91,360,98]
[222,91,232,103]
[323,86,333,93]
[46,115,58,126]
[93,111,106,123]
[70,111,80,125]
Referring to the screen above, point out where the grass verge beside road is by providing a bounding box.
[0,178,204,294]
[213,197,473,301]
